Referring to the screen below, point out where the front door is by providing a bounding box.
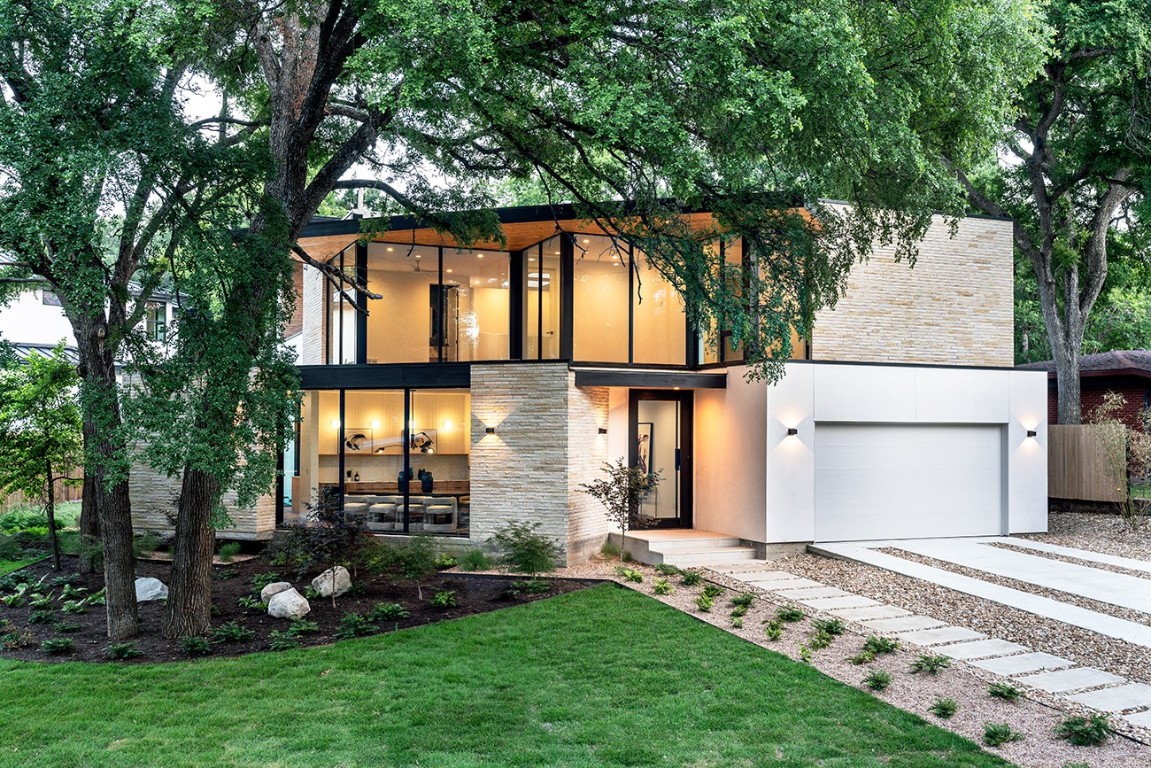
[629,390,693,528]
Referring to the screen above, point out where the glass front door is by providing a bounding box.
[629,391,693,528]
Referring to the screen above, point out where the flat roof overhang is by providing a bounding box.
[295,198,800,259]
[571,366,727,389]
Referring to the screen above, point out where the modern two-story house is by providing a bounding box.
[276,202,1048,564]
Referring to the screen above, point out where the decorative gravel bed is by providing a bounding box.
[988,540,1151,581]
[584,558,1151,768]
[1019,511,1151,560]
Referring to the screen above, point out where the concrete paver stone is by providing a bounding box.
[1068,683,1151,713]
[893,626,987,646]
[771,586,849,600]
[1017,667,1126,694]
[860,615,946,633]
[938,639,1030,660]
[798,595,879,610]
[970,652,1074,677]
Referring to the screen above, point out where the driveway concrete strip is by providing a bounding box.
[970,652,1075,676]
[824,604,912,620]
[811,542,1151,649]
[886,538,1151,613]
[1017,667,1126,694]
[892,626,987,646]
[798,595,879,610]
[938,639,1030,660]
[772,586,849,599]
[1068,684,1151,713]
[860,615,946,633]
[984,537,1151,576]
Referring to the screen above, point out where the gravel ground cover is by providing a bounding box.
[550,556,1151,767]
[989,540,1151,581]
[1020,512,1151,560]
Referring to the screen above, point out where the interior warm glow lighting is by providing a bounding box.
[386,246,394,252]
[528,256,536,262]
[582,238,590,244]
[476,253,484,259]
[370,420,380,430]
[330,419,341,429]
[442,419,453,431]
[446,268,453,274]
[415,254,421,259]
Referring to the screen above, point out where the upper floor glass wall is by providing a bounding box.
[573,235,629,363]
[523,236,563,360]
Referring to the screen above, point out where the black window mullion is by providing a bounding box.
[627,242,635,364]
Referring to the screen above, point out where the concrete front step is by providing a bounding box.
[644,537,742,552]
[660,547,758,567]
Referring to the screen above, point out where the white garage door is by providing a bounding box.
[814,424,1004,542]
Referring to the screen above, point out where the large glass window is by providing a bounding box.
[572,235,629,362]
[292,388,470,537]
[632,246,687,365]
[524,236,563,359]
[702,238,745,364]
[325,248,358,364]
[364,244,439,363]
[441,248,510,361]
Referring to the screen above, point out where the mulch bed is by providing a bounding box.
[0,555,601,663]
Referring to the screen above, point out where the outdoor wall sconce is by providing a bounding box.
[598,427,608,435]
[786,427,798,436]
[485,426,496,435]
[1026,429,1037,438]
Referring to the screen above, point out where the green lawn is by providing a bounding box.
[0,585,1010,768]
[0,558,40,575]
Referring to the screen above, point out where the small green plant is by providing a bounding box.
[988,681,1021,702]
[268,631,300,651]
[864,670,891,691]
[615,566,644,583]
[808,629,835,650]
[490,521,559,576]
[217,542,242,562]
[28,609,55,625]
[799,645,812,663]
[764,620,784,641]
[213,567,238,581]
[60,600,86,614]
[1061,763,1090,768]
[1056,713,1112,746]
[29,592,54,608]
[729,604,747,618]
[507,579,552,596]
[982,722,1022,747]
[850,650,876,665]
[652,577,673,595]
[210,621,256,644]
[0,629,33,649]
[653,563,680,576]
[304,586,319,600]
[180,636,212,656]
[367,602,410,621]
[600,540,622,559]
[106,642,143,660]
[458,549,492,572]
[251,572,281,591]
[731,592,755,608]
[133,532,162,558]
[434,552,458,569]
[288,619,321,636]
[863,635,899,655]
[56,623,83,633]
[680,570,702,586]
[695,594,714,612]
[86,588,105,606]
[812,617,845,636]
[776,605,805,622]
[929,698,958,719]
[910,653,951,675]
[701,584,724,599]
[1,592,25,608]
[430,590,457,608]
[59,584,87,600]
[336,612,377,639]
[40,637,74,655]
[237,595,266,612]
[731,617,743,628]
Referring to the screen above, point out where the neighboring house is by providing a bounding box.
[1019,350,1151,432]
[277,202,1047,564]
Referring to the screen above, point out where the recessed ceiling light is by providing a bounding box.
[386,246,394,252]
[446,268,453,273]
[415,254,421,259]
[582,238,590,244]
[476,253,484,259]
[528,257,536,262]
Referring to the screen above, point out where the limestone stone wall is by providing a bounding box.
[129,462,277,541]
[300,264,325,365]
[565,383,610,563]
[811,214,1013,367]
[468,364,609,565]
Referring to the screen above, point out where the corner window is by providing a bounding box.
[41,289,62,307]
[145,302,167,342]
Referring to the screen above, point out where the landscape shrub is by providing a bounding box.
[982,722,1022,747]
[1056,713,1111,746]
[490,521,559,576]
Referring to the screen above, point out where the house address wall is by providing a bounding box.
[812,214,1013,367]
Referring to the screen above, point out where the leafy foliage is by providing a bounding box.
[982,722,1022,747]
[458,549,492,572]
[489,522,559,577]
[987,682,1021,703]
[1056,713,1111,746]
[930,698,958,719]
[580,458,661,554]
[105,642,143,660]
[863,670,891,691]
[910,654,951,675]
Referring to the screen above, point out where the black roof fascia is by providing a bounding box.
[298,363,470,390]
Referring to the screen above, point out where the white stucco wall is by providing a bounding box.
[0,287,76,347]
[760,362,1048,543]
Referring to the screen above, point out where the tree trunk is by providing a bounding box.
[73,316,139,639]
[163,467,218,638]
[78,428,101,574]
[44,458,62,571]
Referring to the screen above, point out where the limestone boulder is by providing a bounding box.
[260,581,294,603]
[134,577,168,602]
[267,588,311,620]
[311,566,351,598]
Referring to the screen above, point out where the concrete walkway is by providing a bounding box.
[810,538,1151,649]
[706,555,1151,732]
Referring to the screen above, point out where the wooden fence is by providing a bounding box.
[1048,424,1127,503]
[0,476,84,512]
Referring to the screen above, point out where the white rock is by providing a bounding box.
[135,577,168,602]
[267,588,311,619]
[260,581,294,603]
[311,566,351,598]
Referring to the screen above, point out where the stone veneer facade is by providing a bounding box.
[469,363,609,565]
[811,214,1013,367]
[128,462,276,541]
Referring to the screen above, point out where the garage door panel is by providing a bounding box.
[815,424,1003,541]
